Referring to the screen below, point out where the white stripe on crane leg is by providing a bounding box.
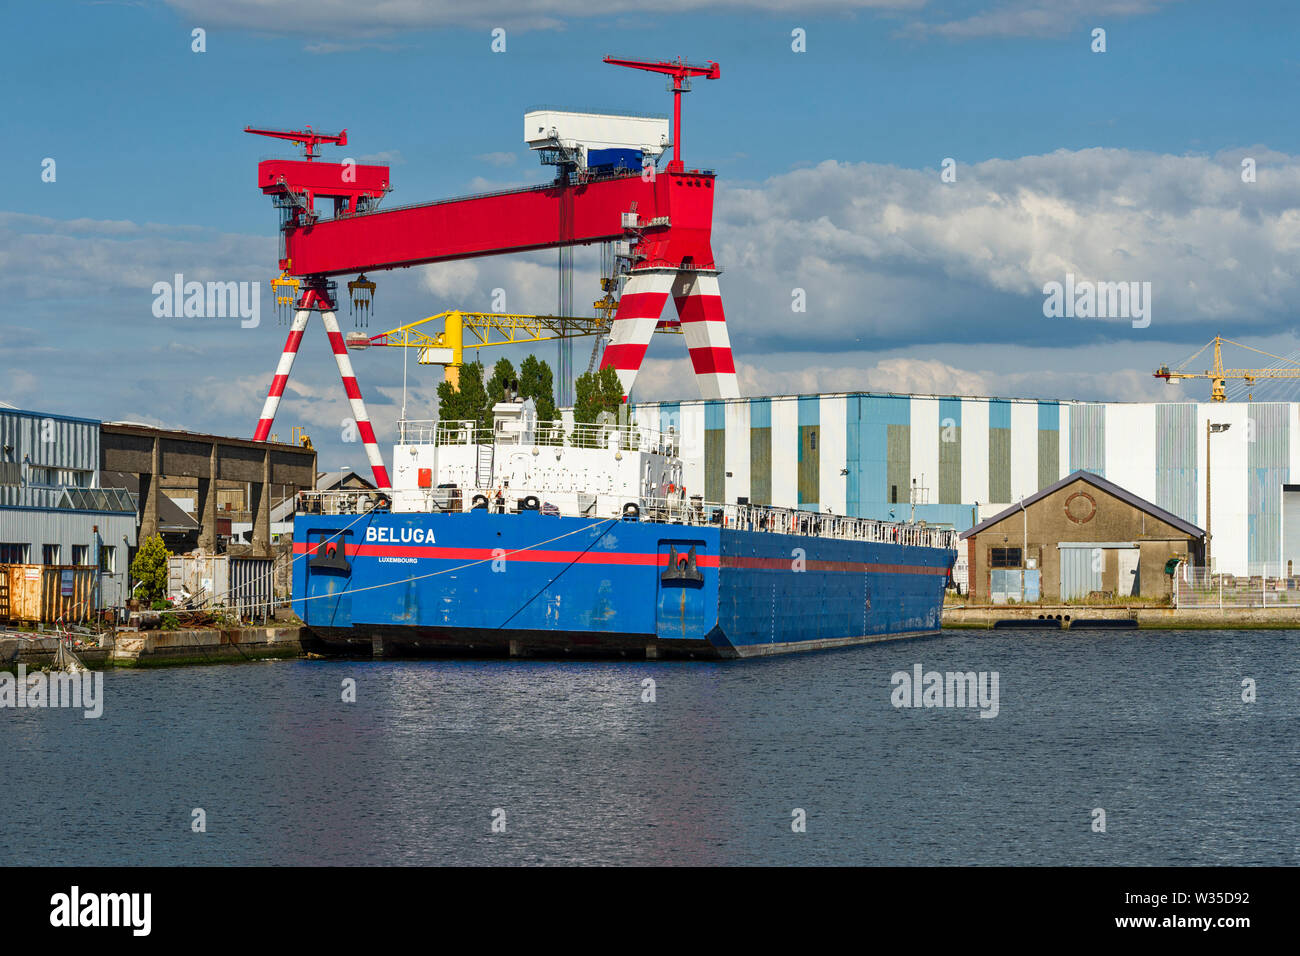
[672,270,740,400]
[603,270,675,394]
[320,310,390,484]
[681,319,733,353]
[255,308,311,434]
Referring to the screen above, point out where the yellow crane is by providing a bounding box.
[347,306,680,389]
[1153,336,1300,401]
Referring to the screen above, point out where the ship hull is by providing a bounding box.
[292,511,952,660]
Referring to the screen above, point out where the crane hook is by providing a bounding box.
[347,273,376,327]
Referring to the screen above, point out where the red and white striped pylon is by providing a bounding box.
[319,308,391,489]
[252,285,392,489]
[601,269,674,397]
[671,270,738,399]
[252,290,317,443]
[600,267,739,400]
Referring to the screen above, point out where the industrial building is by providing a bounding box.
[0,406,138,609]
[619,391,1294,578]
[99,421,317,556]
[1,406,319,622]
[958,470,1204,603]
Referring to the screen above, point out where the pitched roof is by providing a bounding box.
[958,469,1204,540]
[98,471,199,531]
[316,470,374,491]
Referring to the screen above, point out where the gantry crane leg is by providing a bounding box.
[253,281,391,488]
[671,270,738,399]
[601,267,739,399]
[601,269,676,397]
[253,299,314,442]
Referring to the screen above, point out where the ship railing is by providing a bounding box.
[295,489,392,516]
[417,419,679,455]
[292,486,957,549]
[637,496,959,550]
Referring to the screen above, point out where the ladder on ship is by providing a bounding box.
[476,444,494,490]
[0,572,8,622]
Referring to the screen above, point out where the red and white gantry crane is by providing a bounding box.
[246,57,737,489]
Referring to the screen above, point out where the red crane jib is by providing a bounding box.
[275,168,720,277]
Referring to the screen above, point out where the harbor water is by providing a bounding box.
[1,628,1294,866]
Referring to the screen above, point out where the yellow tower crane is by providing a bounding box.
[346,308,680,388]
[1153,336,1300,401]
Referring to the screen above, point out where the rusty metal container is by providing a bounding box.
[0,564,98,623]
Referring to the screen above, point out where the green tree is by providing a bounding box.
[572,366,625,446]
[437,360,488,429]
[485,357,517,410]
[573,365,624,423]
[438,354,568,439]
[129,533,172,604]
[518,354,558,424]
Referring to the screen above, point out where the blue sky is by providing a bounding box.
[4,0,1299,470]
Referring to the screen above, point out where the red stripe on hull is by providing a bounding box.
[721,555,947,575]
[294,541,721,566]
[292,540,942,574]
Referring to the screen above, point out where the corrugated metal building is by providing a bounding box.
[0,406,138,608]
[603,392,1300,577]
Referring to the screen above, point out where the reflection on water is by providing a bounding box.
[0,629,1294,865]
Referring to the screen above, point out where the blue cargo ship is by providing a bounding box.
[292,402,956,659]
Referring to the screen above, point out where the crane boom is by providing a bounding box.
[1153,335,1300,401]
[603,55,719,172]
[348,309,682,387]
[244,125,347,160]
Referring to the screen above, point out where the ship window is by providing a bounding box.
[891,485,898,504]
[990,547,1022,568]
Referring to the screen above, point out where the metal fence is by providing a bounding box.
[1174,566,1300,608]
[409,418,680,455]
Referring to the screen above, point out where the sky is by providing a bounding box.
[3,0,1299,472]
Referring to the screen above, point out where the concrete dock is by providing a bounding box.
[1,626,302,670]
[942,604,1300,629]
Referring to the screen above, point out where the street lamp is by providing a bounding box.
[1206,422,1230,572]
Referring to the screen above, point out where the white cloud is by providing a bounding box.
[477,151,518,167]
[633,354,1177,404]
[0,212,273,301]
[163,0,921,34]
[358,149,405,165]
[5,142,1298,464]
[420,260,481,299]
[713,148,1300,351]
[903,0,1183,39]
